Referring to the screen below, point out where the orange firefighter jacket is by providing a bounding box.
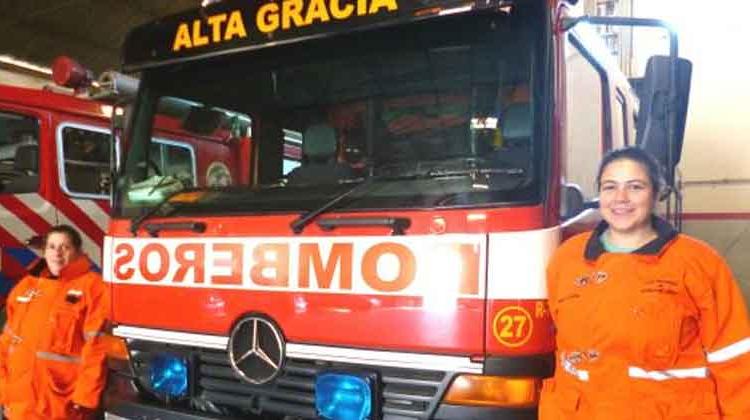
[540,217,750,420]
[0,255,110,420]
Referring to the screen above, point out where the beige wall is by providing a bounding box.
[632,1,750,303]
[683,186,750,214]
[683,220,750,304]
[631,0,750,213]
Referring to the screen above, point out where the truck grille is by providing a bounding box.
[195,348,452,419]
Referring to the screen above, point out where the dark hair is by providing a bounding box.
[44,224,83,251]
[596,147,666,196]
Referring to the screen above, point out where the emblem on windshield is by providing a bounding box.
[227,315,285,385]
[206,161,232,187]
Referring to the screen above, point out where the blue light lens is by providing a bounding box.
[148,353,188,398]
[315,373,372,420]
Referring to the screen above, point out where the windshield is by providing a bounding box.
[116,7,547,218]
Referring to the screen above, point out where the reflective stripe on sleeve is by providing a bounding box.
[628,366,707,381]
[562,359,589,382]
[706,337,750,364]
[36,351,81,364]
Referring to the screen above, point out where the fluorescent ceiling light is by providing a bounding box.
[0,55,52,75]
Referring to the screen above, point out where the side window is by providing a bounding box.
[60,125,112,197]
[564,27,612,200]
[283,129,302,175]
[150,140,196,186]
[0,112,40,194]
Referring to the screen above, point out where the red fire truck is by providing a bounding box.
[0,58,250,309]
[103,0,691,419]
[0,63,116,302]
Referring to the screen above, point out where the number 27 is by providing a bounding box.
[499,315,527,338]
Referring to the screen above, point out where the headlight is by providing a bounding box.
[132,350,190,401]
[148,353,189,399]
[315,372,378,420]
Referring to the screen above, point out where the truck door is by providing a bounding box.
[51,119,113,270]
[0,106,56,298]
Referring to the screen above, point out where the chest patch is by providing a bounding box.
[573,271,609,288]
[640,279,679,295]
[65,289,83,304]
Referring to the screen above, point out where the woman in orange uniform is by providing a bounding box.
[0,225,110,420]
[540,147,750,419]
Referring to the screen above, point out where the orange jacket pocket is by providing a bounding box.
[43,359,77,396]
[44,307,82,355]
[34,359,78,419]
[539,378,581,419]
[632,295,684,369]
[666,388,720,419]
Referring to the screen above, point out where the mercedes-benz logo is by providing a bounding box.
[227,315,285,385]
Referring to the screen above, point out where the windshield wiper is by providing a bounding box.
[290,177,374,234]
[289,163,526,234]
[290,173,422,234]
[424,166,525,178]
[129,190,184,236]
[432,167,528,206]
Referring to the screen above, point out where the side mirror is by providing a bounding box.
[560,16,693,189]
[26,234,43,250]
[560,183,586,220]
[635,55,692,186]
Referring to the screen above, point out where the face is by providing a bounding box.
[598,158,656,236]
[44,232,80,276]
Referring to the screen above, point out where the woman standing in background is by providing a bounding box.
[0,225,109,420]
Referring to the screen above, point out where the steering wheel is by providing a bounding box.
[148,159,162,176]
[0,172,16,182]
[0,171,21,190]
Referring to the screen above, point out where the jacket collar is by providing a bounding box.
[31,254,92,281]
[584,216,678,262]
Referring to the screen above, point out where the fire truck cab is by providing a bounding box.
[0,75,114,299]
[0,59,246,308]
[103,0,691,419]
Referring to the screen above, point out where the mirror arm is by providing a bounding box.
[561,15,681,188]
[583,199,599,210]
[560,16,584,32]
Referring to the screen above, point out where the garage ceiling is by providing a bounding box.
[0,0,198,74]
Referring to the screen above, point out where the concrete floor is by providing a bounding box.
[683,219,750,306]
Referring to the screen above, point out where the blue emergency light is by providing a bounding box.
[315,373,373,420]
[148,353,189,399]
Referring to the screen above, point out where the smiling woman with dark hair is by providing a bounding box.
[0,225,110,420]
[540,147,750,419]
